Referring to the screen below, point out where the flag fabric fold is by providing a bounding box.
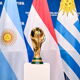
[24,0,65,80]
[0,0,28,80]
[55,0,80,80]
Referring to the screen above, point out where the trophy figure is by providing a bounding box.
[30,27,45,64]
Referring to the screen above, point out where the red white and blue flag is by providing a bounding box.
[24,0,65,80]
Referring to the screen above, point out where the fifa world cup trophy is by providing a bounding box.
[30,27,45,64]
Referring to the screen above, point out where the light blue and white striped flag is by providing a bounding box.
[0,0,28,80]
[55,0,80,80]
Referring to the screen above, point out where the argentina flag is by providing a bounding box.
[55,0,80,80]
[0,0,28,80]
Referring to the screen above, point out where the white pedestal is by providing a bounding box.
[24,63,50,80]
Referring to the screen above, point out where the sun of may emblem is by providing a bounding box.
[1,30,16,45]
[60,0,76,15]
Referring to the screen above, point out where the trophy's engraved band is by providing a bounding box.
[32,60,43,62]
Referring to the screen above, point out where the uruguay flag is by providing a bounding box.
[24,0,65,80]
[0,0,28,80]
[55,0,80,80]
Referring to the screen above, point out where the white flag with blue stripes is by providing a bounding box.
[55,0,80,80]
[0,0,28,80]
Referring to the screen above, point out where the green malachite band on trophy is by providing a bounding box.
[32,61,43,64]
[33,57,42,60]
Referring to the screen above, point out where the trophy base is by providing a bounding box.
[32,57,43,64]
[24,63,50,80]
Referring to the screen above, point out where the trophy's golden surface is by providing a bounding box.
[30,27,45,64]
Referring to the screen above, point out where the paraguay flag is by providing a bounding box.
[24,0,65,80]
[0,0,28,80]
[55,0,80,80]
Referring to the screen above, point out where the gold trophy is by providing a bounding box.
[30,27,45,64]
